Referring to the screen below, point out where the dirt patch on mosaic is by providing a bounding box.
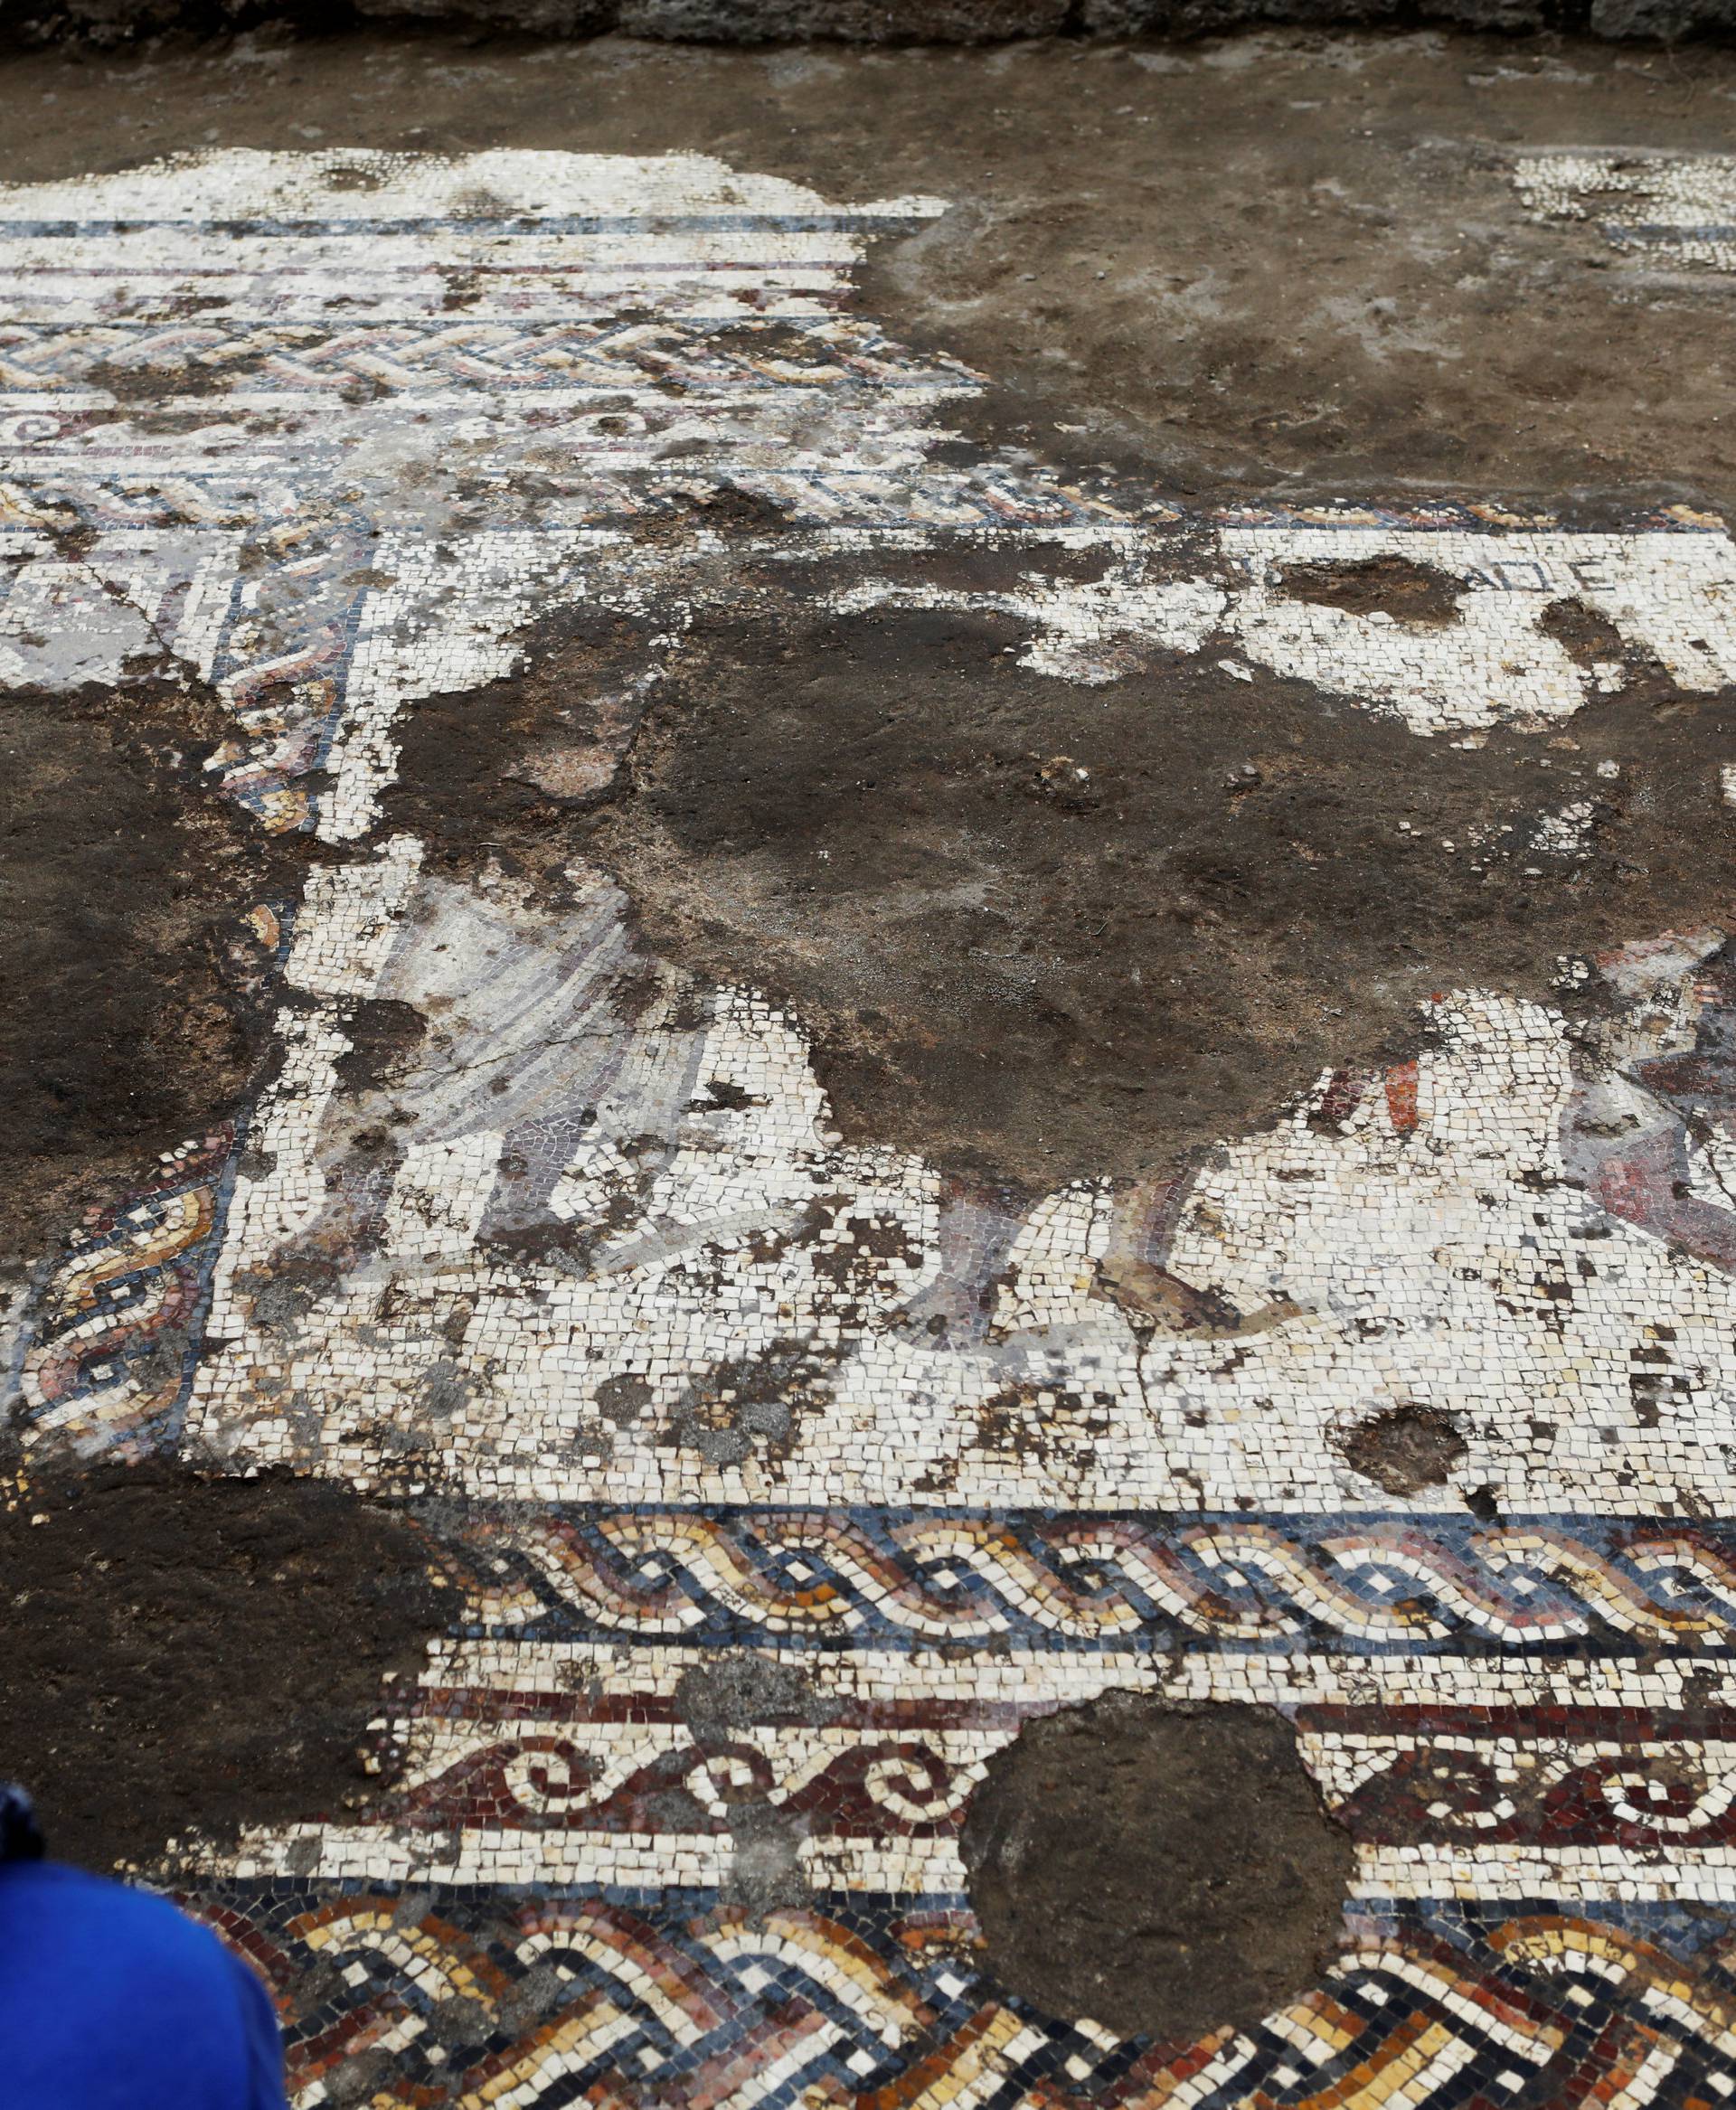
[333,996,429,1094]
[1276,553,1463,626]
[1336,1402,1469,1493]
[961,1693,1352,2043]
[0,1460,453,1873]
[378,604,661,894]
[674,1655,839,1916]
[563,580,1736,1191]
[0,675,306,1275]
[1542,594,1636,669]
[667,1340,843,1469]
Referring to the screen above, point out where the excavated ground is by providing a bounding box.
[0,672,310,1277]
[6,19,1736,2038]
[0,1462,454,1871]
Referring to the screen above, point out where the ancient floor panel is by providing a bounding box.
[6,143,1736,2109]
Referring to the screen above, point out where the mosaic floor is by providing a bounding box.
[8,144,1736,2107]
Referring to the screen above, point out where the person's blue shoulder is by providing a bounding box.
[0,1860,288,2110]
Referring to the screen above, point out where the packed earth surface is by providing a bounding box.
[7,24,1736,2110]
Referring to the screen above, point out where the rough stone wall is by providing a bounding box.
[4,0,1732,47]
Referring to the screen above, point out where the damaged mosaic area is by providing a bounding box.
[1513,150,1736,278]
[8,146,1736,2107]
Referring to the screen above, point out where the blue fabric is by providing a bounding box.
[0,1861,287,2109]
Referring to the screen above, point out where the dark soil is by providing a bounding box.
[1278,553,1464,626]
[0,674,307,1274]
[378,604,660,893]
[1337,1401,1470,1493]
[572,573,1734,1189]
[0,1461,454,1872]
[960,1693,1353,2042]
[332,996,428,1093]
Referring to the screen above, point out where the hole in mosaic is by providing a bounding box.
[960,1694,1353,2044]
[1336,1401,1469,1495]
[1276,553,1463,626]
